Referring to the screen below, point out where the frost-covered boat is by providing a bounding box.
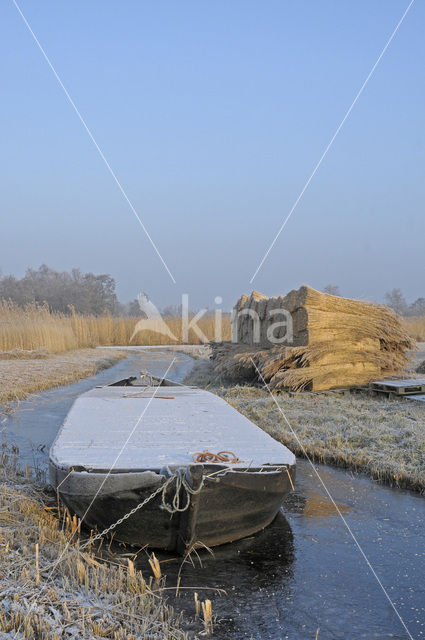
[49,373,295,553]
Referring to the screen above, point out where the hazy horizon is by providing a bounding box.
[0,262,421,313]
[1,1,424,310]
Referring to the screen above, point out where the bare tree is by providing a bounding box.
[407,298,425,317]
[119,299,142,316]
[384,288,408,316]
[323,284,341,297]
[162,303,183,317]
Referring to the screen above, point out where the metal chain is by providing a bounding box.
[79,477,173,550]
[79,470,205,550]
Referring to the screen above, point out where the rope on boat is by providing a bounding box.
[192,450,241,463]
[161,468,204,514]
[286,467,295,490]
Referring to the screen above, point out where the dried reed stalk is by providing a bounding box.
[148,553,161,579]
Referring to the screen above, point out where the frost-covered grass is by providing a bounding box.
[218,386,425,492]
[185,361,425,492]
[0,348,125,407]
[0,448,190,640]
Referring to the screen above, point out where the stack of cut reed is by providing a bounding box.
[214,285,415,391]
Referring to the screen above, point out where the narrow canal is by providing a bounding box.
[2,351,424,639]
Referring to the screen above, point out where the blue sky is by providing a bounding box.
[1,0,424,309]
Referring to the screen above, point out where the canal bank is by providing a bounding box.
[1,349,424,639]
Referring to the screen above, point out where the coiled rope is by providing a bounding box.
[192,450,240,463]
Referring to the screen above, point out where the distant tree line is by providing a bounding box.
[1,268,424,318]
[322,284,425,317]
[0,265,119,315]
[384,289,425,317]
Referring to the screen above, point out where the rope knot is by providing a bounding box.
[161,468,205,514]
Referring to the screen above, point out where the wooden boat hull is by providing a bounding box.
[50,463,295,551]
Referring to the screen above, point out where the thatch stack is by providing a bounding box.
[215,285,414,391]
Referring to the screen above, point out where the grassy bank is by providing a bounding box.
[185,362,425,493]
[0,301,231,353]
[0,348,125,407]
[223,386,425,492]
[0,450,190,640]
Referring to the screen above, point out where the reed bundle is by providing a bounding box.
[216,286,415,391]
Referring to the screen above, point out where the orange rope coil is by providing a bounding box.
[192,450,241,464]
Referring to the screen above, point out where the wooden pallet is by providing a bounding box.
[406,394,425,403]
[369,379,425,396]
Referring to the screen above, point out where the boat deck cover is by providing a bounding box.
[50,385,295,472]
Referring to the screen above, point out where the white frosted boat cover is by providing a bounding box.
[50,385,295,472]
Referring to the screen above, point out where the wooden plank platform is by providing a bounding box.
[369,378,425,396]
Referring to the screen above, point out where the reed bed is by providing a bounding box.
[0,301,78,353]
[0,301,231,354]
[0,447,190,640]
[70,313,231,348]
